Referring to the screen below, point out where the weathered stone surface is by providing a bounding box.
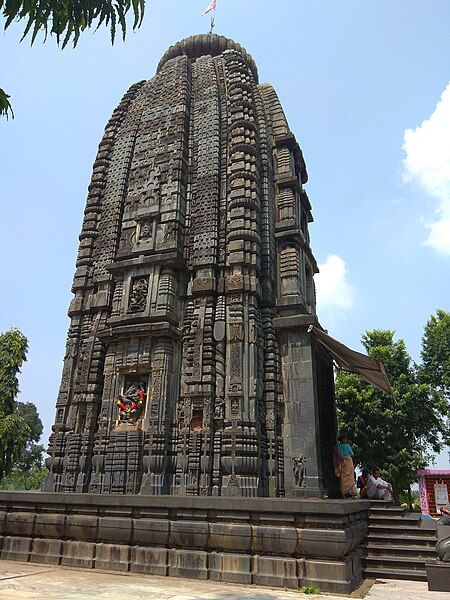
[252,555,299,588]
[209,552,252,584]
[0,492,368,593]
[95,543,130,572]
[0,535,31,562]
[43,33,338,501]
[130,546,168,576]
[30,537,63,565]
[426,560,450,592]
[0,34,369,595]
[61,540,95,569]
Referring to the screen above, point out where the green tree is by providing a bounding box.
[3,400,47,490]
[421,309,450,399]
[336,330,450,499]
[0,329,33,478]
[1,0,145,117]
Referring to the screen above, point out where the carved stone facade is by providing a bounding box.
[45,35,338,499]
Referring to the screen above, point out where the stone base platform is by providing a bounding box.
[0,492,369,594]
[426,561,450,592]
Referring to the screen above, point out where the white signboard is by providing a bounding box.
[434,483,449,509]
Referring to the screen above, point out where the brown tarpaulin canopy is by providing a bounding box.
[308,325,392,395]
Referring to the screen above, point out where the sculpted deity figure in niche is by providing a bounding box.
[117,381,146,421]
[139,221,153,242]
[128,277,148,312]
[293,455,306,488]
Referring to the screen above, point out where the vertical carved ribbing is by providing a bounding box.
[47,35,325,500]
[47,81,145,493]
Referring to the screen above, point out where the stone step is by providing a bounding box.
[369,513,422,525]
[369,500,393,508]
[369,523,436,536]
[363,565,427,582]
[369,506,408,516]
[366,532,436,547]
[363,542,437,557]
[364,554,428,569]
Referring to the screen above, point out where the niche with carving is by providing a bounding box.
[128,276,149,312]
[116,375,148,424]
[279,243,301,297]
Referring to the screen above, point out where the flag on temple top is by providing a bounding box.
[201,0,217,16]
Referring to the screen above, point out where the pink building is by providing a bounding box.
[418,469,450,517]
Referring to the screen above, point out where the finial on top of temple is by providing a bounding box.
[157,34,259,83]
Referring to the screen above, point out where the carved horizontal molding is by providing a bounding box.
[97,321,181,341]
[106,251,186,274]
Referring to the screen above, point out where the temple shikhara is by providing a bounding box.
[45,35,338,499]
[1,36,423,594]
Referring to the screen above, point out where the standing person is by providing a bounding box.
[357,468,370,498]
[367,467,394,501]
[333,434,357,498]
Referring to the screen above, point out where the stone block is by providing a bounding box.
[95,543,130,572]
[35,512,66,539]
[297,527,350,558]
[30,538,62,565]
[61,540,95,569]
[98,517,132,544]
[252,555,299,588]
[0,535,31,562]
[5,511,35,536]
[65,514,98,542]
[208,522,252,552]
[0,512,6,535]
[302,550,363,595]
[252,525,297,555]
[130,546,168,576]
[132,518,170,546]
[168,548,208,579]
[170,520,208,549]
[209,552,251,584]
[426,560,450,592]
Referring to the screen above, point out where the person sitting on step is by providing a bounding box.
[357,468,370,498]
[367,467,394,502]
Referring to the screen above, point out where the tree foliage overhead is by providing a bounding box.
[1,0,147,117]
[1,0,145,46]
[336,329,450,496]
[0,88,13,118]
[0,402,45,491]
[421,309,450,399]
[0,329,33,479]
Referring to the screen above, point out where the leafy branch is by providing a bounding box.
[0,88,13,118]
[1,0,147,118]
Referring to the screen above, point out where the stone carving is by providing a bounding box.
[46,34,338,500]
[139,221,153,241]
[128,277,148,312]
[293,455,306,488]
[116,380,147,423]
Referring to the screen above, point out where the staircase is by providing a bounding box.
[362,502,437,581]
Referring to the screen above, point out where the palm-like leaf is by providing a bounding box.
[1,0,147,116]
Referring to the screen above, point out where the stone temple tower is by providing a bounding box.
[45,35,338,499]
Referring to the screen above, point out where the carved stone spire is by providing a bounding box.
[45,34,338,499]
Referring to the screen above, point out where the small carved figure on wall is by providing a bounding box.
[214,397,224,419]
[139,221,153,241]
[128,277,148,312]
[293,455,306,488]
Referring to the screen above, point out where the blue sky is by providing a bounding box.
[1,1,449,468]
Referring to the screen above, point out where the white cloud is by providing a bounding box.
[315,254,355,313]
[403,82,450,256]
